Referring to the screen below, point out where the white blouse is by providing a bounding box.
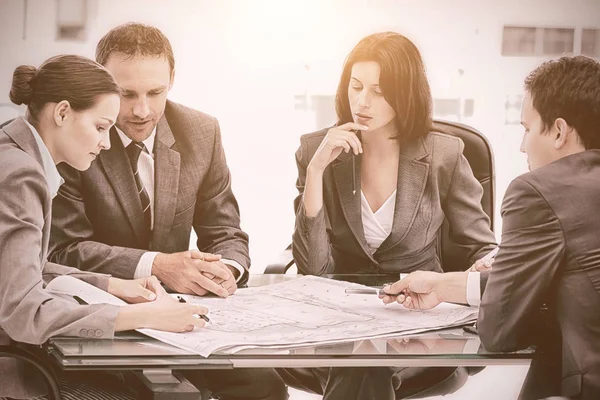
[361,190,397,253]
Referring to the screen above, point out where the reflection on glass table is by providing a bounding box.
[48,326,534,371]
[47,274,534,370]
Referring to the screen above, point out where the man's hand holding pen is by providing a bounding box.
[378,271,446,310]
[378,271,471,310]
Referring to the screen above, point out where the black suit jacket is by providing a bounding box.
[478,150,600,399]
[47,101,250,282]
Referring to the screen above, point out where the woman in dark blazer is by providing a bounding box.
[292,32,497,277]
[285,32,498,399]
[0,55,207,399]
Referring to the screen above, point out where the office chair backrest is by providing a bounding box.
[432,119,495,272]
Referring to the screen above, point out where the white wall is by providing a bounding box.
[1,0,599,271]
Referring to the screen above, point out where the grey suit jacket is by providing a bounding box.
[48,101,250,282]
[0,118,119,399]
[292,129,497,275]
[478,150,600,400]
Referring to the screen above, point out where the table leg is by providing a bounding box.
[132,369,208,400]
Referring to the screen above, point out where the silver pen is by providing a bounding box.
[345,288,405,297]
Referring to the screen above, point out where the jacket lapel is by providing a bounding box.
[377,137,430,253]
[151,116,180,248]
[3,118,49,260]
[333,151,376,261]
[99,127,149,245]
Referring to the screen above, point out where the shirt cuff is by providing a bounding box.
[221,258,245,283]
[134,251,160,279]
[466,272,481,307]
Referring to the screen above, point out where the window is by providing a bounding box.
[542,28,574,55]
[502,26,575,56]
[433,98,475,121]
[56,0,87,41]
[502,26,536,56]
[582,29,600,57]
[505,95,523,125]
[294,94,336,128]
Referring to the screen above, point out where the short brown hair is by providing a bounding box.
[525,55,600,150]
[96,22,175,72]
[9,54,120,124]
[335,32,432,143]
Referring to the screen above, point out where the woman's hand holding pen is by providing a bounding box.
[307,123,366,172]
[303,123,367,217]
[115,280,209,333]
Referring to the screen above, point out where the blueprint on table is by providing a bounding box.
[46,275,477,357]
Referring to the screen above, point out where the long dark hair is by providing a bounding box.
[335,32,432,143]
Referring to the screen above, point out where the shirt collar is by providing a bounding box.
[22,118,64,198]
[115,126,156,155]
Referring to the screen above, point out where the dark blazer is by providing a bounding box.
[292,129,497,275]
[48,101,250,281]
[0,118,119,399]
[478,150,600,400]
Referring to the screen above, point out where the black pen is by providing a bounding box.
[463,324,478,335]
[177,295,210,323]
[351,130,362,196]
[73,295,88,305]
[352,153,357,195]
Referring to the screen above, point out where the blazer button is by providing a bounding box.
[94,329,103,337]
[79,329,87,337]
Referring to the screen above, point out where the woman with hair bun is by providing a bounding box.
[0,55,209,399]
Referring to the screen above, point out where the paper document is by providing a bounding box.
[45,275,127,306]
[46,275,477,357]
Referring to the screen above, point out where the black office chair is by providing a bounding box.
[0,342,62,400]
[264,119,496,274]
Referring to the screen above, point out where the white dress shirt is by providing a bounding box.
[358,186,481,307]
[23,118,64,198]
[115,127,244,281]
[466,272,481,307]
[361,190,397,253]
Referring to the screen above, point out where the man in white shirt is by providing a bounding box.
[382,55,600,400]
[48,22,287,400]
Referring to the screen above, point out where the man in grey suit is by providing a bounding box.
[382,55,600,399]
[48,23,287,400]
[49,23,246,297]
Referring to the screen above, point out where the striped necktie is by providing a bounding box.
[126,141,152,232]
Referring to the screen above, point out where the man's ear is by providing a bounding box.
[53,100,71,127]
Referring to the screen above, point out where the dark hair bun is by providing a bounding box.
[9,65,37,106]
